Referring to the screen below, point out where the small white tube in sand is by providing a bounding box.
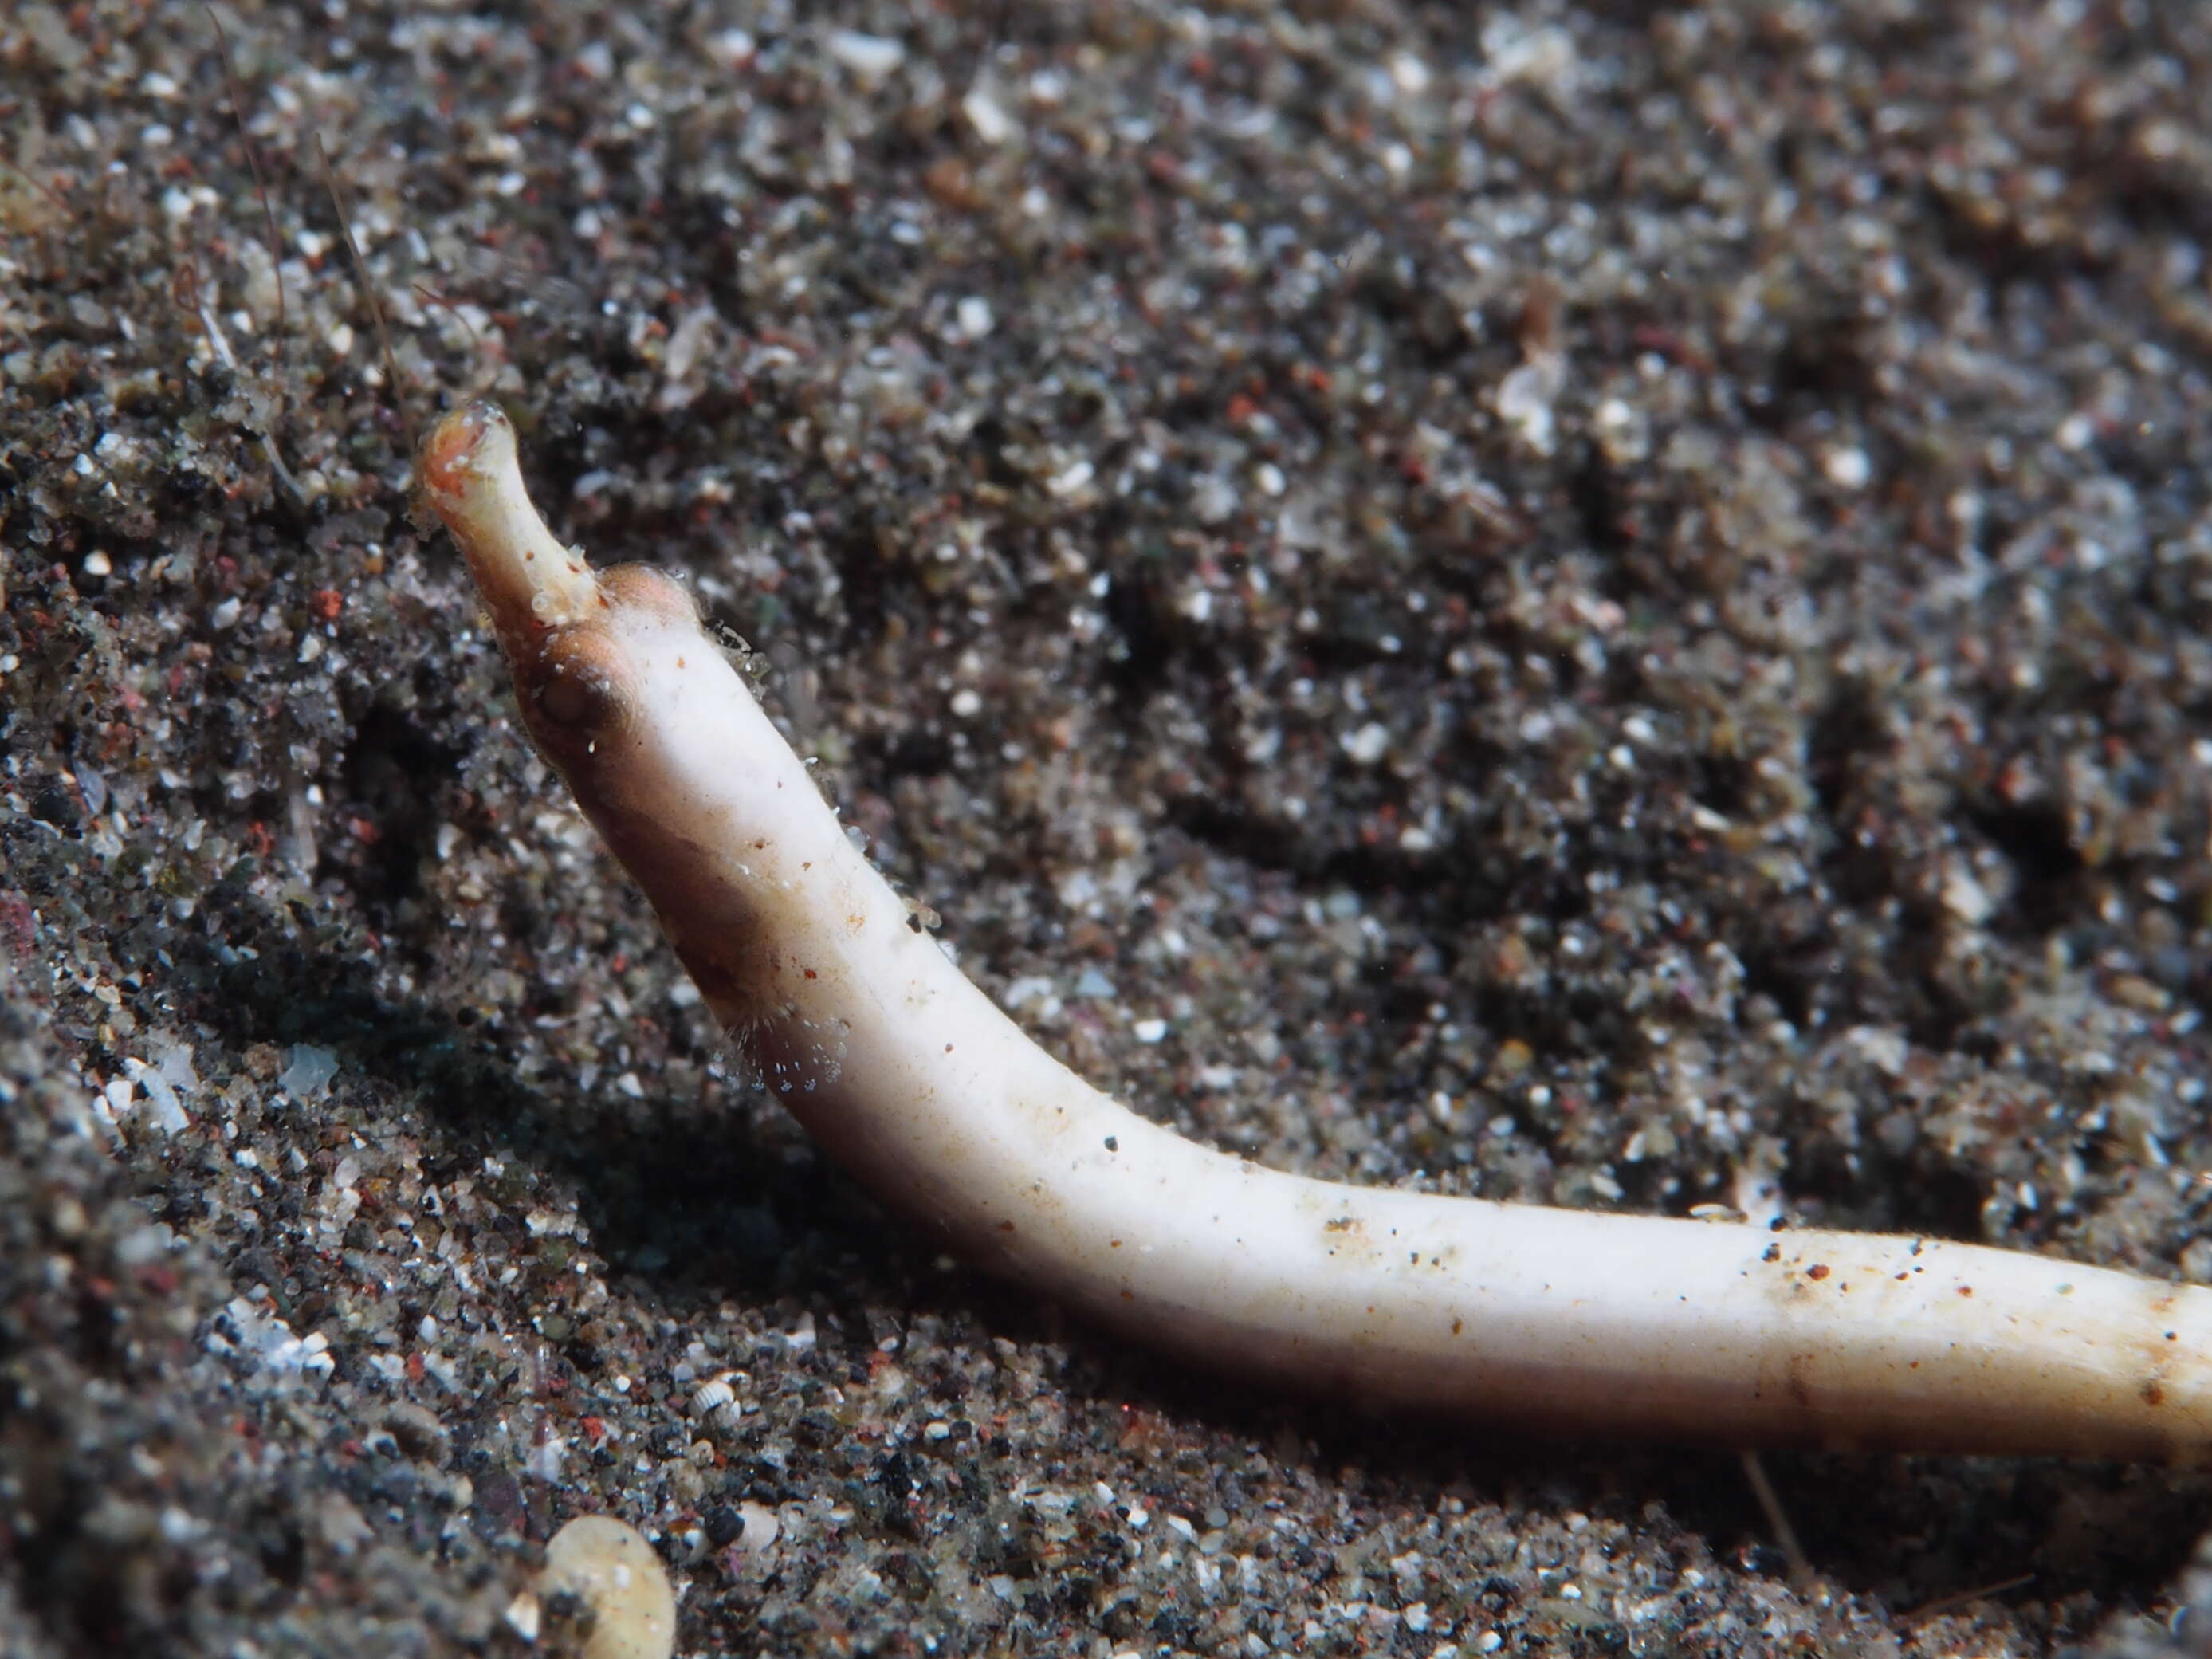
[422,401,2212,1461]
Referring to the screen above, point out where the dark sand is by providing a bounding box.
[6,2,2212,1653]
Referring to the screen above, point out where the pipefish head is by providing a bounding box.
[420,402,829,1058]
[418,403,600,644]
[418,402,698,779]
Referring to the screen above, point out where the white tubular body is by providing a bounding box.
[423,402,2212,1460]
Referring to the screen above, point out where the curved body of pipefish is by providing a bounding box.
[422,401,2212,1462]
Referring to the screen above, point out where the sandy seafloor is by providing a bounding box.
[6,1,2212,1654]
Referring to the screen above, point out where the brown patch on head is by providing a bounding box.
[2143,1379,2167,1408]
[505,568,701,771]
[417,403,497,508]
[520,625,636,756]
[1805,1264,1830,1282]
[599,563,701,627]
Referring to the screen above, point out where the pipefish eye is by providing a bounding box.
[528,626,631,737]
[536,662,610,727]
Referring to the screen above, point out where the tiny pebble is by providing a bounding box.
[277,1044,340,1098]
[826,29,903,81]
[537,1515,677,1659]
[1822,446,1871,489]
[962,88,1015,145]
[737,1500,780,1554]
[955,295,995,339]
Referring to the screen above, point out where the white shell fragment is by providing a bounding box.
[536,1515,677,1659]
[688,1370,748,1430]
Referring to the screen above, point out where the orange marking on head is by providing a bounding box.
[419,407,490,502]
